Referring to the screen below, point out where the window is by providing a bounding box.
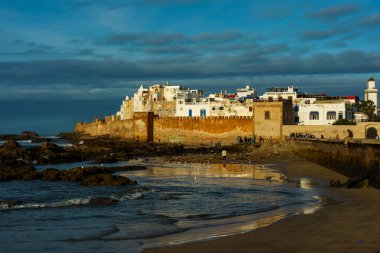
[265,111,270,120]
[338,111,343,120]
[309,111,319,120]
[219,107,224,110]
[165,109,168,113]
[179,101,183,104]
[326,111,336,120]
[172,108,176,113]
[268,97,273,101]
[294,105,299,112]
[249,107,253,112]
[200,109,206,117]
[212,107,216,111]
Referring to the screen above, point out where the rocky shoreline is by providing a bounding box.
[0,132,294,187]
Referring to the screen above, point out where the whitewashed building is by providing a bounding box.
[364,77,378,115]
[294,98,353,125]
[260,86,299,102]
[236,85,257,100]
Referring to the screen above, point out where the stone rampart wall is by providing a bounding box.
[283,122,380,139]
[153,116,254,144]
[291,139,380,188]
[75,112,153,141]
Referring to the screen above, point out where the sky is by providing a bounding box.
[1,0,380,134]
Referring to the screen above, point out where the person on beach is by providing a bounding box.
[222,149,227,162]
[344,129,353,144]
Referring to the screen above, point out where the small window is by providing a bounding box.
[212,107,216,111]
[268,97,273,101]
[249,107,253,112]
[265,111,270,120]
[179,101,183,104]
[294,105,299,112]
[172,108,175,113]
[165,109,168,113]
[219,107,224,110]
[310,111,319,120]
[338,111,343,120]
[326,111,336,120]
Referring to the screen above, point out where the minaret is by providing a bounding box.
[364,77,378,115]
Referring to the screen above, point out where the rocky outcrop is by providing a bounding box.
[0,164,145,187]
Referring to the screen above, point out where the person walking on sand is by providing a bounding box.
[344,129,353,144]
[222,149,227,162]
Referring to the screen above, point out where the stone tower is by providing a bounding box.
[364,77,378,115]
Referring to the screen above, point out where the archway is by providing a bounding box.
[366,127,378,139]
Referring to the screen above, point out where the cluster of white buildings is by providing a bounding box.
[117,78,378,126]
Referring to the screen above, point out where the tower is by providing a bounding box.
[364,77,378,115]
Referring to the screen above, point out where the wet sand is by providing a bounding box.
[144,150,380,253]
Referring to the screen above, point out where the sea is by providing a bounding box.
[0,140,324,253]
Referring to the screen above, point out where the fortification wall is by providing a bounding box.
[153,116,253,144]
[75,112,153,141]
[283,122,380,139]
[291,139,380,188]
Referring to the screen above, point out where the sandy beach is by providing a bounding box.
[144,149,380,253]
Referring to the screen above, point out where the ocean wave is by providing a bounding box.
[0,188,154,211]
[119,188,152,200]
[0,197,92,210]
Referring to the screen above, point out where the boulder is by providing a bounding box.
[80,174,137,187]
[41,168,62,181]
[89,197,119,206]
[40,142,65,153]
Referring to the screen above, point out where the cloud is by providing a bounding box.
[360,13,380,27]
[105,31,243,47]
[106,32,188,46]
[308,4,361,20]
[0,49,379,91]
[324,40,347,48]
[300,28,348,40]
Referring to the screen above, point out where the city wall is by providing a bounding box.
[154,116,254,144]
[291,139,380,188]
[75,112,153,141]
[283,122,380,139]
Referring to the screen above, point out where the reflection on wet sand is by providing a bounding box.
[144,163,284,182]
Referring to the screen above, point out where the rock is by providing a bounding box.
[94,154,118,164]
[80,174,136,187]
[89,197,119,206]
[40,142,65,153]
[41,168,62,181]
[20,131,39,138]
[0,164,37,181]
[2,139,22,150]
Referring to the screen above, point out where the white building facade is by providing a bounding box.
[364,77,378,115]
[294,98,352,125]
[260,86,299,102]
